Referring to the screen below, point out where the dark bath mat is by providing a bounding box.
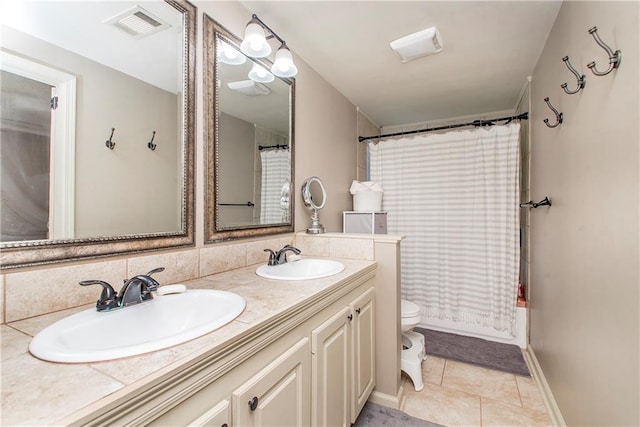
[415,327,531,377]
[353,401,444,427]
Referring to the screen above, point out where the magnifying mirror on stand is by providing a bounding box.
[301,176,326,234]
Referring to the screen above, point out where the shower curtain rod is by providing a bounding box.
[358,112,528,143]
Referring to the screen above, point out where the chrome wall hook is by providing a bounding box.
[147,131,157,151]
[105,128,116,150]
[561,56,586,94]
[586,26,621,76]
[543,97,563,128]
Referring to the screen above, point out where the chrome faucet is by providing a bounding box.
[263,245,301,266]
[80,267,165,312]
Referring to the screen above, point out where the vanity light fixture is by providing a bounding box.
[240,14,298,78]
[390,26,443,63]
[271,43,298,78]
[240,16,272,58]
[218,40,246,65]
[248,63,275,83]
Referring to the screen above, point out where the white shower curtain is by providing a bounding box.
[369,124,520,335]
[260,149,290,224]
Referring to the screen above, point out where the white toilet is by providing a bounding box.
[401,299,427,391]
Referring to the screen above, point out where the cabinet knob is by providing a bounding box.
[221,424,228,427]
[356,308,361,314]
[347,314,353,321]
[248,396,259,411]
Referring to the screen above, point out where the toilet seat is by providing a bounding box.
[401,299,421,318]
[401,299,422,332]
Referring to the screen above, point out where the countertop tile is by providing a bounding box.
[0,325,30,360]
[1,353,123,426]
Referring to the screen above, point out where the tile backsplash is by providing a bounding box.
[295,233,376,261]
[0,233,377,324]
[1,235,291,323]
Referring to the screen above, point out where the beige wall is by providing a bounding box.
[294,60,358,232]
[530,2,639,425]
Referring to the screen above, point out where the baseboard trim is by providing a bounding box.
[368,386,404,410]
[524,346,567,427]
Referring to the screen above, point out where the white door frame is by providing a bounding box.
[1,50,76,239]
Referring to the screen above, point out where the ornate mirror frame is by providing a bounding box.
[0,0,197,270]
[203,14,295,243]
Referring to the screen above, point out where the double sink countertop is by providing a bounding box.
[1,258,376,426]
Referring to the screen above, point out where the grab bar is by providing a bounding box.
[219,202,255,207]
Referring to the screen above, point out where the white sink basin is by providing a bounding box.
[255,258,345,281]
[29,289,245,363]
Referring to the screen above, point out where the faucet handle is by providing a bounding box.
[146,267,165,276]
[264,249,277,266]
[80,280,119,311]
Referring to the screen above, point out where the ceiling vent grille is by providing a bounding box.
[227,80,271,96]
[104,6,170,39]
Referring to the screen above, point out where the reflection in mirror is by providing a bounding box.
[0,0,196,269]
[204,15,294,243]
[301,176,326,234]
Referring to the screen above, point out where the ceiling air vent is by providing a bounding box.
[104,6,170,39]
[227,80,271,96]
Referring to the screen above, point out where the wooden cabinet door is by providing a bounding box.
[350,287,376,423]
[188,399,230,427]
[232,338,310,427]
[311,306,351,427]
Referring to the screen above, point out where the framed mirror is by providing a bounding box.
[0,0,196,269]
[204,15,295,243]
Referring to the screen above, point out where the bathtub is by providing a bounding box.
[419,307,527,349]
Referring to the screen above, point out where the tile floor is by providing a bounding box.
[400,354,553,426]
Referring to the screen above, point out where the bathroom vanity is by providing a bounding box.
[2,259,376,426]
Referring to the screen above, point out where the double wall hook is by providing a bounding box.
[147,131,157,151]
[586,26,621,76]
[561,56,586,94]
[543,97,563,128]
[105,128,116,150]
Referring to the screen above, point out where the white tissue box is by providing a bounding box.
[353,191,383,211]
